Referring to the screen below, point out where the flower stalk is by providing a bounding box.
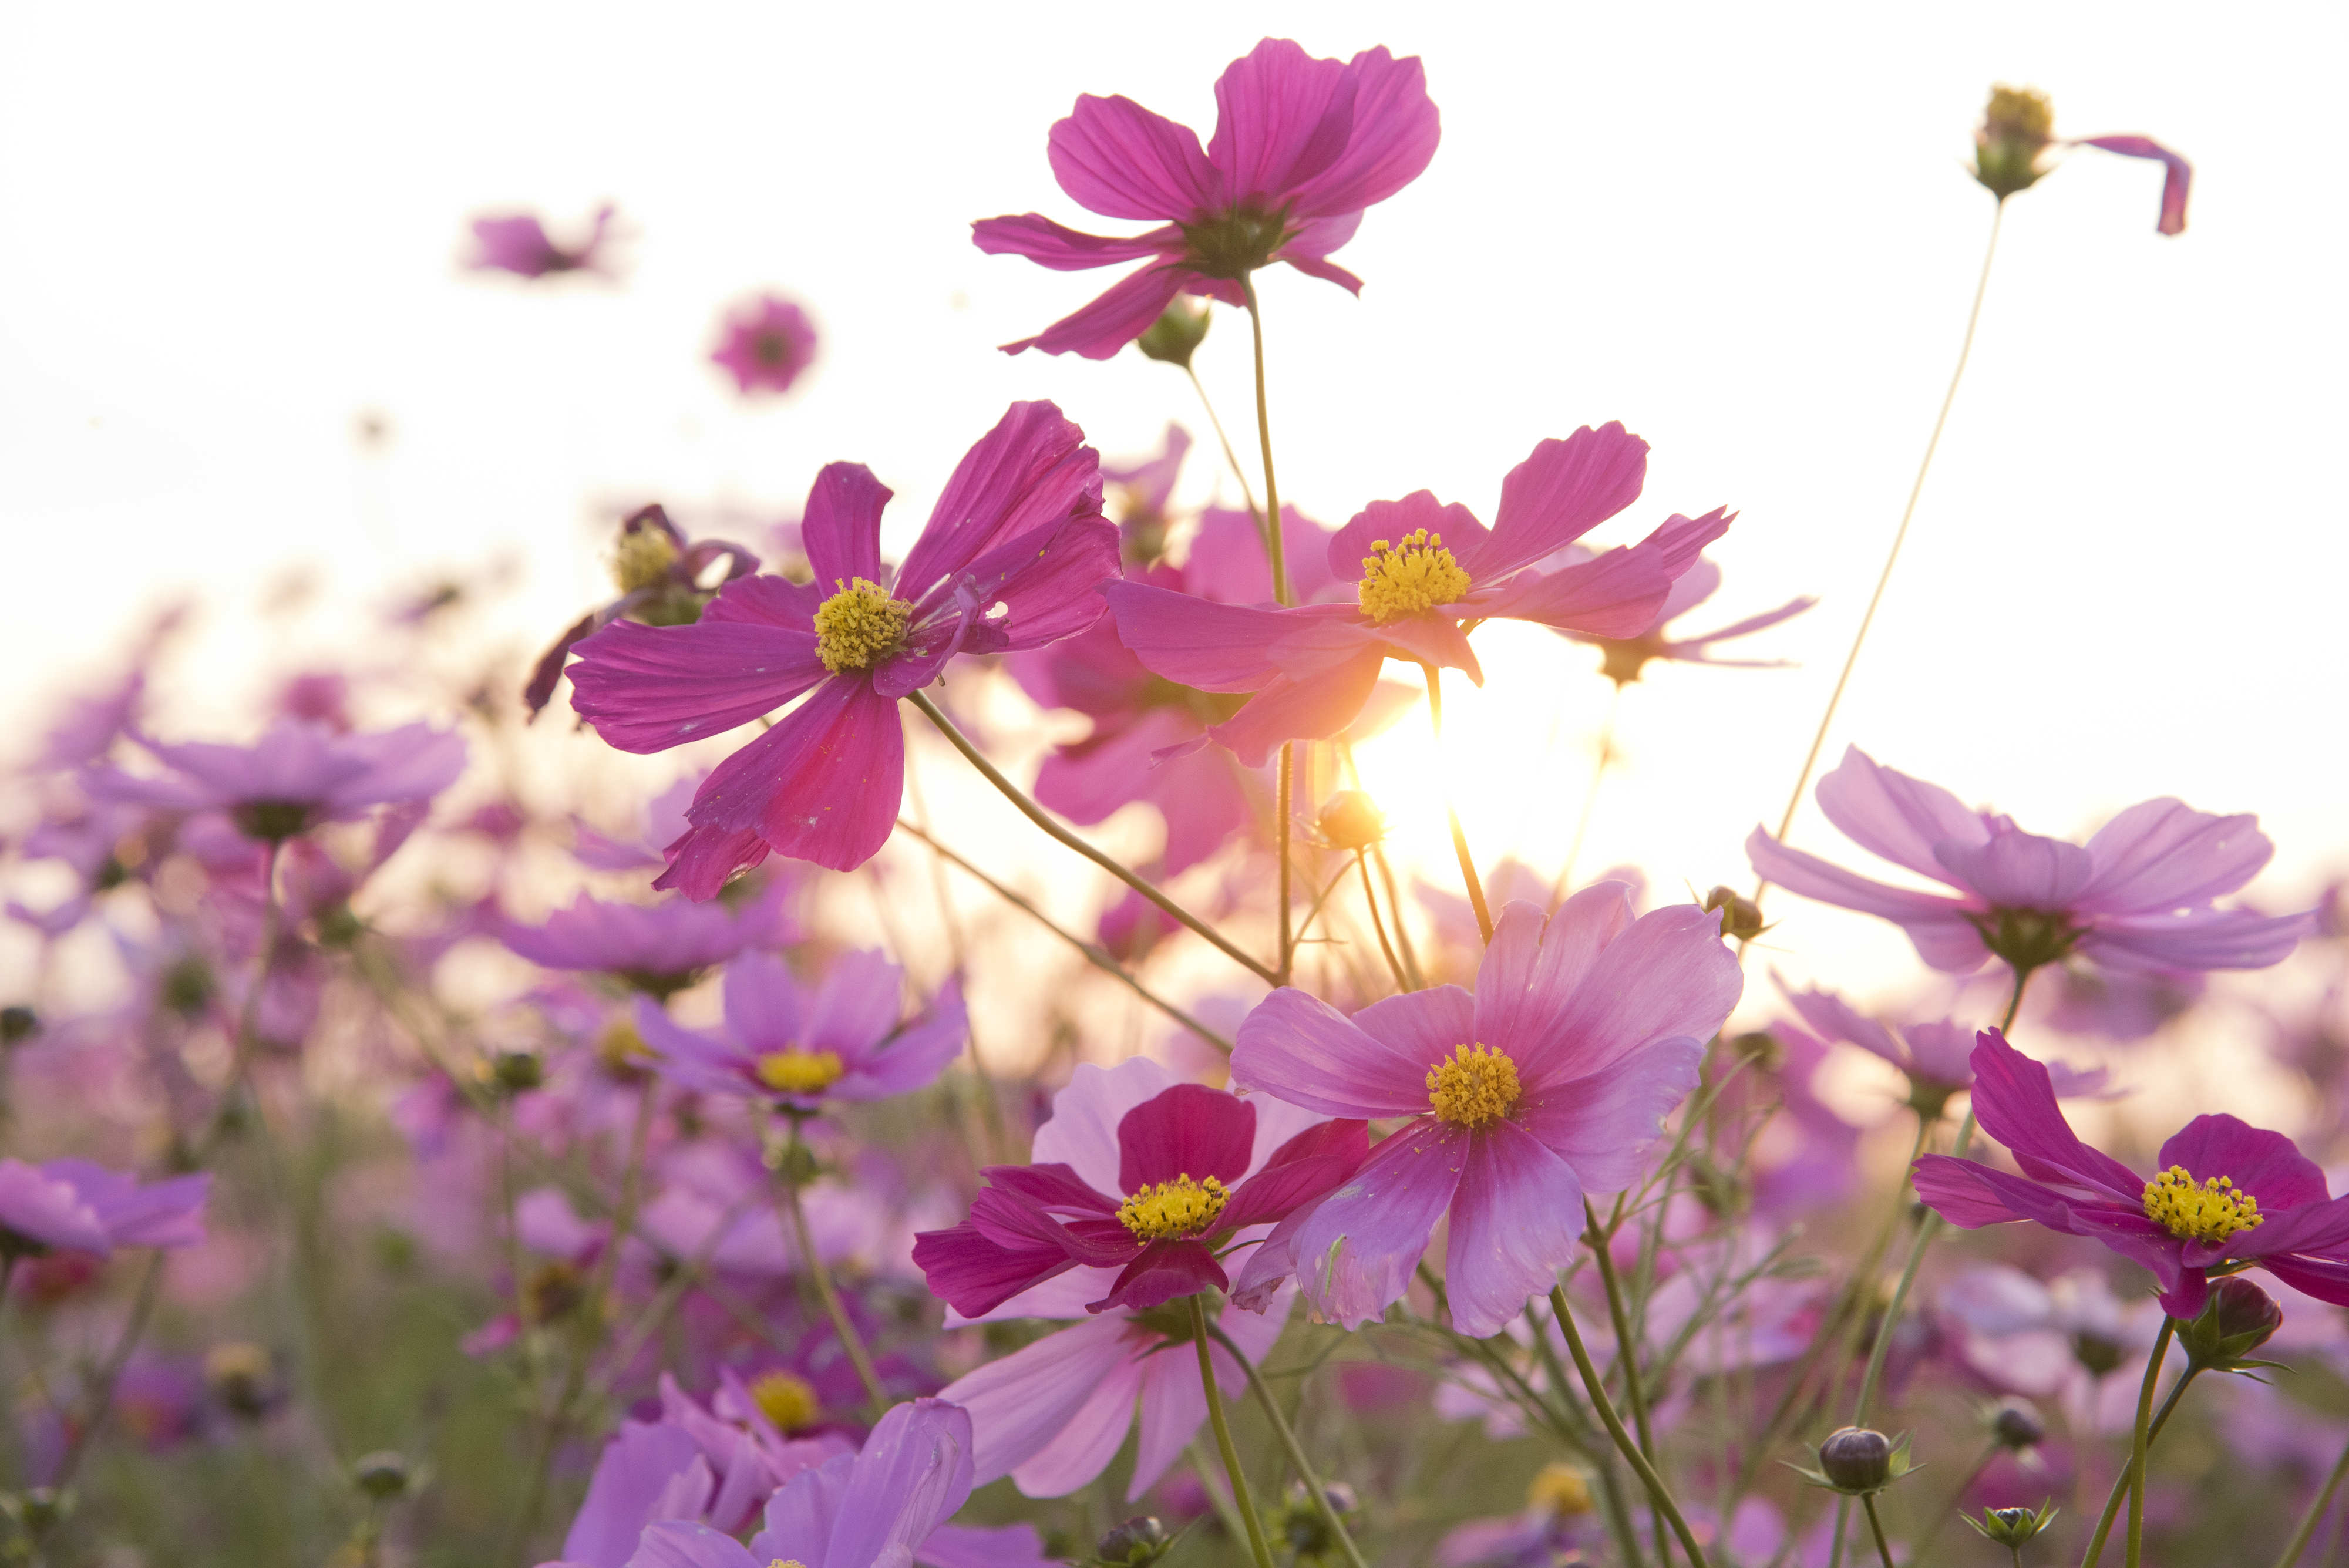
[1552,1284,1711,1568]
[1191,1294,1278,1568]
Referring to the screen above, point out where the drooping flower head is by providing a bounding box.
[1108,425,1731,764]
[913,1058,1366,1318]
[565,402,1119,889]
[0,1159,211,1261]
[1970,85,2192,234]
[1748,747,2311,976]
[1914,1029,2349,1318]
[85,719,467,844]
[1552,552,1815,686]
[633,950,966,1112]
[974,38,1440,358]
[467,203,617,277]
[711,293,819,397]
[1230,889,1741,1336]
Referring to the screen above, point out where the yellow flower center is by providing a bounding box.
[812,577,913,672]
[597,1020,654,1075]
[1526,1462,1596,1518]
[611,526,681,593]
[2142,1165,2263,1243]
[769,1561,810,1568]
[755,1048,844,1096]
[748,1369,821,1433]
[1356,529,1471,624]
[1427,1044,1522,1129]
[1117,1174,1229,1241]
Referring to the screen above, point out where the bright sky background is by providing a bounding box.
[4,2,2344,1091]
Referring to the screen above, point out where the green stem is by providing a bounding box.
[1191,1295,1277,1568]
[1206,1323,1371,1568]
[1183,362,1266,549]
[1355,850,1411,993]
[1757,198,2007,888]
[1278,742,1295,985]
[2078,1358,2197,1568]
[1369,844,1426,990]
[1236,274,1288,608]
[1587,1200,1667,1564]
[1552,1284,1712,1568]
[2271,1427,2349,1568]
[906,691,1277,984]
[894,819,1235,1051]
[2123,1317,2172,1568]
[778,1119,889,1419]
[200,836,284,1159]
[1861,1494,1899,1568]
[1421,662,1493,944]
[45,1251,167,1495]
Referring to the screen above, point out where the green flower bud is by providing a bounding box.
[352,1450,410,1499]
[2176,1275,2284,1372]
[1135,300,1211,368]
[0,1006,37,1046]
[1705,886,1767,943]
[1315,791,1388,853]
[1094,1515,1173,1567]
[1964,1500,2059,1550]
[1974,86,2056,200]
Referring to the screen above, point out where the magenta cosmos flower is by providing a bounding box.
[1230,887,1741,1337]
[633,950,965,1111]
[974,37,1439,358]
[1107,424,1730,765]
[469,203,616,277]
[565,402,1119,889]
[527,504,761,719]
[710,293,818,396]
[1914,1029,2349,1318]
[1554,551,1814,686]
[0,1159,210,1261]
[1747,746,2311,976]
[501,883,794,997]
[86,719,467,843]
[912,1065,1367,1317]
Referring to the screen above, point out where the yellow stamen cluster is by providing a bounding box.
[813,577,913,672]
[1427,1044,1522,1129]
[1526,1462,1596,1518]
[1356,529,1471,624]
[1118,1173,1229,1241]
[2142,1165,2264,1243]
[748,1369,822,1433]
[611,526,681,593]
[756,1048,845,1096]
[769,1560,811,1568]
[597,1020,654,1075]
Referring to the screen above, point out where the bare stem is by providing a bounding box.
[906,690,1276,984]
[1205,1323,1371,1568]
[1237,273,1288,608]
[1191,1294,1278,1568]
[1587,1200,1668,1564]
[2078,1356,2197,1568]
[1278,742,1295,985]
[1421,662,1493,944]
[46,1251,167,1493]
[775,1118,889,1419]
[1552,1284,1712,1568]
[2271,1425,2349,1568]
[1861,1494,1899,1568]
[1355,850,1412,992]
[1183,362,1266,553]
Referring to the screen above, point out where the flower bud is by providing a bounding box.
[1135,300,1211,368]
[0,1007,36,1046]
[2176,1275,2284,1371]
[1988,1399,2045,1451]
[1817,1427,1893,1494]
[204,1341,279,1420]
[1704,887,1766,943]
[1316,791,1388,853]
[1964,1501,2059,1549]
[1095,1515,1173,1567]
[2070,1326,2125,1377]
[352,1450,410,1499]
[1974,85,2055,199]
[487,1049,544,1095]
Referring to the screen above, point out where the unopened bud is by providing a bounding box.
[2176,1275,2284,1371]
[1964,1502,2059,1549]
[1974,85,2056,199]
[1817,1427,1893,1495]
[352,1450,410,1499]
[611,506,683,594]
[2071,1327,2126,1377]
[1727,1030,1783,1070]
[1705,887,1766,942]
[1316,791,1388,853]
[1989,1399,2045,1451]
[1135,300,1211,369]
[204,1341,278,1419]
[1095,1515,1173,1567]
[487,1049,544,1095]
[0,1006,36,1046]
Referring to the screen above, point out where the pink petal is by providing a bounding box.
[1207,39,1355,206]
[801,947,903,1059]
[1117,1084,1257,1191]
[1442,1119,1587,1338]
[898,402,1104,598]
[566,619,825,756]
[1745,826,1991,973]
[1207,651,1387,768]
[2085,907,2310,972]
[1471,542,1674,638]
[719,952,805,1052]
[999,263,1190,359]
[971,213,1182,271]
[1009,1348,1145,1497]
[1469,885,1635,1059]
[1290,1119,1467,1330]
[1474,424,1650,581]
[1530,904,1741,1082]
[679,675,904,874]
[799,462,891,590]
[1515,1038,1704,1196]
[750,1453,853,1567]
[1105,583,1292,690]
[1812,746,1988,883]
[2077,134,2192,235]
[1033,1059,1179,1199]
[1284,47,1442,218]
[1370,614,1482,685]
[1233,987,1460,1119]
[938,1315,1136,1485]
[821,1398,974,1568]
[2075,798,2273,916]
[1933,830,2093,909]
[1048,93,1221,222]
[1129,1344,1207,1499]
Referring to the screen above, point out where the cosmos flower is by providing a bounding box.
[973,37,1440,358]
[1746,747,2312,975]
[467,203,617,277]
[526,505,762,720]
[1970,86,2192,236]
[632,950,967,1112]
[913,1057,1365,1318]
[1229,888,1741,1337]
[1913,1029,2349,1318]
[565,402,1119,887]
[1773,974,2109,1121]
[1435,1463,1607,1567]
[711,294,819,396]
[85,719,467,844]
[0,1159,211,1261]
[1107,424,1730,765]
[500,884,795,997]
[1553,552,1814,686]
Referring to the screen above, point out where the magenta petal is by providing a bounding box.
[1092,1238,1229,1312]
[1474,424,1650,580]
[1207,651,1386,768]
[1910,1156,2050,1229]
[2076,799,2273,915]
[1964,1029,2145,1200]
[1220,1120,1370,1231]
[1813,746,1987,883]
[1285,47,1440,217]
[561,1421,705,1567]
[940,514,1122,657]
[1207,39,1355,205]
[2155,1113,2329,1212]
[567,618,826,755]
[971,213,1181,271]
[1533,904,1741,1082]
[1326,492,1490,590]
[682,676,904,874]
[1746,827,1990,972]
[913,1216,1078,1321]
[1933,830,2094,909]
[699,573,822,628]
[820,1399,975,1568]
[840,977,967,1101]
[799,463,892,590]
[627,1523,758,1568]
[1000,263,1190,359]
[719,952,804,1052]
[1231,988,1439,1119]
[1048,92,1221,222]
[1117,1084,1257,1192]
[653,822,772,901]
[1472,543,1674,639]
[1290,1118,1465,1330]
[1516,1038,1704,1196]
[898,402,1104,595]
[2077,134,2192,235]
[1443,1120,1587,1338]
[1103,583,1290,691]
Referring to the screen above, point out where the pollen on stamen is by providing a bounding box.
[2141,1165,2264,1243]
[1427,1043,1522,1129]
[812,577,913,672]
[755,1047,845,1096]
[748,1369,821,1433]
[1356,527,1472,624]
[1117,1173,1229,1241]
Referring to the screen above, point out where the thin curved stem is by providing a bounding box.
[1759,200,2007,881]
[1191,1294,1278,1568]
[1237,274,1288,608]
[200,836,284,1158]
[894,819,1235,1052]
[1355,850,1411,993]
[1184,362,1265,547]
[2078,1358,2197,1568]
[1278,743,1295,985]
[1205,1323,1371,1568]
[1587,1200,1668,1564]
[2124,1317,2173,1567]
[778,1120,889,1419]
[1421,662,1493,944]
[1552,1284,1712,1568]
[1860,1494,1899,1568]
[1369,844,1427,990]
[45,1250,167,1494]
[906,690,1276,984]
[1553,684,1622,906]
[2271,1426,2349,1568]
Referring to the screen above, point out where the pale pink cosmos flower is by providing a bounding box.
[0,1159,210,1261]
[468,204,618,278]
[1231,888,1741,1337]
[85,718,466,844]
